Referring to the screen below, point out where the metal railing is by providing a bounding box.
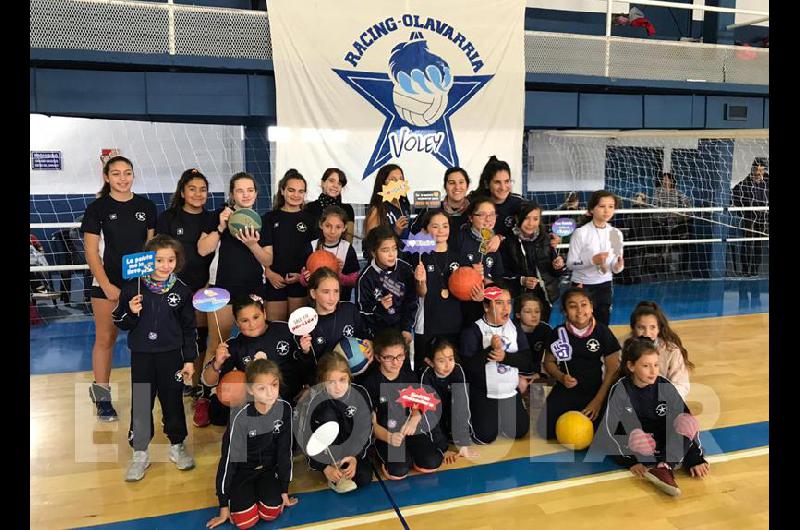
[31,0,767,85]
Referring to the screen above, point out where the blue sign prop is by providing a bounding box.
[122,252,156,280]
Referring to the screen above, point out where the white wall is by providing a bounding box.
[29,115,244,195]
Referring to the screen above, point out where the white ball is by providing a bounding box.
[392,84,449,127]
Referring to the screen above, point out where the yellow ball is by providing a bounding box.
[555,411,594,450]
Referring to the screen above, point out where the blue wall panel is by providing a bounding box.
[248,75,275,118]
[763,99,769,128]
[579,94,643,128]
[643,95,694,128]
[145,72,250,116]
[35,69,147,115]
[30,69,37,113]
[705,96,764,128]
[525,91,578,128]
[692,95,706,127]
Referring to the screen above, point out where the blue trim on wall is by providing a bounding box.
[71,421,768,530]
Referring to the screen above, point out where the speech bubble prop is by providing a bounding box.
[122,251,156,280]
[552,217,577,237]
[395,385,441,413]
[192,288,231,313]
[403,232,437,255]
[305,421,340,457]
[288,306,319,336]
[379,180,410,202]
[380,275,406,298]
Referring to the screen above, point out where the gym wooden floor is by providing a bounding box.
[30,313,769,529]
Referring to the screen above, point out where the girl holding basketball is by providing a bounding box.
[566,190,624,325]
[307,268,373,369]
[156,168,216,396]
[199,295,313,426]
[82,156,157,421]
[361,328,446,480]
[301,205,360,302]
[111,235,196,482]
[628,301,692,399]
[412,209,464,373]
[207,359,298,529]
[356,225,417,344]
[599,337,708,497]
[262,169,319,321]
[296,354,374,493]
[539,287,621,440]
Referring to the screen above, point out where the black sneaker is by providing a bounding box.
[89,382,119,422]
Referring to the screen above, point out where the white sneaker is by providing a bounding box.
[125,450,150,482]
[169,442,195,471]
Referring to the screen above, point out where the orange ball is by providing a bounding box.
[448,266,483,301]
[306,249,339,275]
[218,370,247,408]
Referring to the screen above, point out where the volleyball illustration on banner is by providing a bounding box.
[390,37,454,127]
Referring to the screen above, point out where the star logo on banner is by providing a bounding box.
[333,34,492,179]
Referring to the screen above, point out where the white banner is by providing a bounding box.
[269,0,526,204]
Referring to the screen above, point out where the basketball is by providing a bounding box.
[448,266,483,301]
[228,208,262,238]
[306,249,339,275]
[555,411,594,451]
[332,337,370,376]
[217,370,248,408]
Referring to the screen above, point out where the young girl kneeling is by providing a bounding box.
[297,354,374,493]
[207,359,298,529]
[599,337,708,496]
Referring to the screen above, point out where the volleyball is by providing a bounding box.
[555,411,594,451]
[306,249,339,275]
[217,370,248,408]
[332,337,370,376]
[448,266,483,301]
[228,208,262,238]
[393,86,449,128]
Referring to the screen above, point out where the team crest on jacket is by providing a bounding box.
[176,227,184,236]
[335,25,492,178]
[248,429,257,438]
[276,341,290,356]
[167,293,181,307]
[427,264,435,272]
[135,212,146,222]
[655,403,667,416]
[586,338,600,352]
[485,257,494,268]
[449,262,459,272]
[373,288,382,299]
[315,336,325,345]
[387,419,397,429]
[342,325,354,337]
[297,222,307,233]
[345,406,357,418]
[109,213,118,220]
[242,356,253,366]
[504,216,515,228]
[467,253,474,261]
[273,419,284,433]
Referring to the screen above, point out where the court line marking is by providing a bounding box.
[284,446,769,530]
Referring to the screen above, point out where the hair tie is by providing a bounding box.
[249,294,265,304]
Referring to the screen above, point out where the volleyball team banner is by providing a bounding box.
[268,0,526,204]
